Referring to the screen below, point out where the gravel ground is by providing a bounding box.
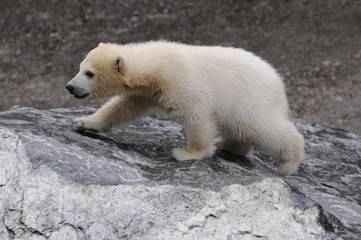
[0,0,360,133]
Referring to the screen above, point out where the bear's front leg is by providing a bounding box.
[172,115,217,161]
[73,95,154,132]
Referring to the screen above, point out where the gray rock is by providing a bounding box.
[0,106,360,240]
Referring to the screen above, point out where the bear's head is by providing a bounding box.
[66,43,128,99]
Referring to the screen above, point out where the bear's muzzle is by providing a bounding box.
[66,84,89,99]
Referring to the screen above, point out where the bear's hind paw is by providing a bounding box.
[172,147,214,161]
[172,148,196,161]
[277,161,300,176]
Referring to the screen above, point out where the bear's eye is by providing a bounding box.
[85,71,95,79]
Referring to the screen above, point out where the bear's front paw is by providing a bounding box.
[73,116,104,131]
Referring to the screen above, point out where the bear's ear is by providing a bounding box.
[98,42,105,47]
[115,54,125,74]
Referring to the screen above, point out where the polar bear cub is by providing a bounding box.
[66,41,304,175]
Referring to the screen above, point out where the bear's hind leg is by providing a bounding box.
[216,137,254,156]
[172,115,217,161]
[258,120,304,176]
[277,127,304,176]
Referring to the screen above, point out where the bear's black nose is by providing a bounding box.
[66,84,75,94]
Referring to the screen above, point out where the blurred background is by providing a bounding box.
[0,0,360,134]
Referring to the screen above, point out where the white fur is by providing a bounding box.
[67,41,304,175]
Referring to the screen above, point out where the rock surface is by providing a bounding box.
[0,106,360,240]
